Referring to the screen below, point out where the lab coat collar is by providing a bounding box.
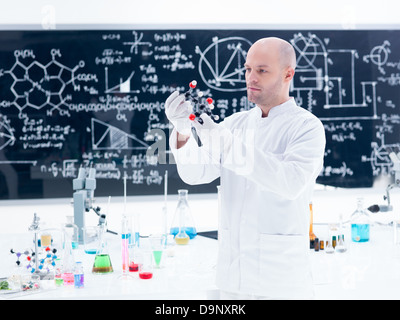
[253,97,296,119]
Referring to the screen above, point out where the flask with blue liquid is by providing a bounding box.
[351,197,370,242]
[170,189,197,244]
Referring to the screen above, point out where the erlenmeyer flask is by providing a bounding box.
[92,226,114,274]
[170,189,197,244]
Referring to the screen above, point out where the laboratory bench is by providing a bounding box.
[1,186,400,300]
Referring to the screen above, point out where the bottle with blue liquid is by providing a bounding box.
[351,197,370,242]
[170,189,197,244]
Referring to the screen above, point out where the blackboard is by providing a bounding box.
[0,29,399,199]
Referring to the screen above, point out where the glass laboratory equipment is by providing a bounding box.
[74,261,84,288]
[118,215,134,280]
[150,234,164,268]
[121,215,130,273]
[351,198,371,242]
[63,216,79,250]
[92,226,114,274]
[335,235,347,253]
[61,235,75,285]
[325,240,334,254]
[309,202,317,249]
[137,237,153,280]
[54,267,64,287]
[83,226,100,254]
[170,189,197,244]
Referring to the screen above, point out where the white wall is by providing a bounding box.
[0,0,399,29]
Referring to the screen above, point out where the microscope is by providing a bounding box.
[73,167,117,243]
[73,167,96,244]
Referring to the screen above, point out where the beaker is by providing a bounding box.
[92,226,114,274]
[137,238,153,280]
[63,216,79,250]
[83,226,100,254]
[350,198,371,242]
[170,189,197,244]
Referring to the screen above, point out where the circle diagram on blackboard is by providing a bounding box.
[195,36,252,92]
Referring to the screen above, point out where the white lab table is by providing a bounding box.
[1,186,400,300]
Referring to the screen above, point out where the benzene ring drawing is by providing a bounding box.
[195,36,252,92]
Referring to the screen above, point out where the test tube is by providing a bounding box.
[121,215,130,273]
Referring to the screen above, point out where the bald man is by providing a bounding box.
[165,37,326,299]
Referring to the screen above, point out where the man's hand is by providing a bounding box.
[165,91,192,136]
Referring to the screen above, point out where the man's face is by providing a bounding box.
[244,43,285,109]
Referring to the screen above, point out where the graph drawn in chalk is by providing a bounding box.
[91,118,149,150]
[290,32,378,119]
[104,67,140,94]
[123,31,152,55]
[195,37,252,92]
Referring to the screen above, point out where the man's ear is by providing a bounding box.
[284,67,295,82]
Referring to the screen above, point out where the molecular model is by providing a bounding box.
[184,80,219,124]
[10,247,58,274]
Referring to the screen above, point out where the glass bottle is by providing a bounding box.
[336,235,347,253]
[351,198,370,242]
[170,190,197,242]
[309,202,317,249]
[74,261,84,288]
[63,216,79,250]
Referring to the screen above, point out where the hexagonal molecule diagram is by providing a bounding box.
[1,48,85,117]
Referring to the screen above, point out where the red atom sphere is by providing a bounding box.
[189,114,196,121]
[206,98,213,104]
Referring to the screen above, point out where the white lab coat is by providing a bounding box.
[170,98,326,299]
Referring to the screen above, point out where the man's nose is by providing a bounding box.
[247,71,258,84]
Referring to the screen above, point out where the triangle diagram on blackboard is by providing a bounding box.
[91,118,149,150]
[0,117,15,150]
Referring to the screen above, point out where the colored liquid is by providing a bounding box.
[41,234,52,247]
[175,235,190,245]
[153,250,163,267]
[74,274,84,288]
[121,237,129,272]
[129,262,140,272]
[85,249,97,254]
[62,272,74,285]
[54,276,64,287]
[139,272,153,280]
[170,227,197,239]
[351,224,370,242]
[72,241,79,250]
[92,254,114,274]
